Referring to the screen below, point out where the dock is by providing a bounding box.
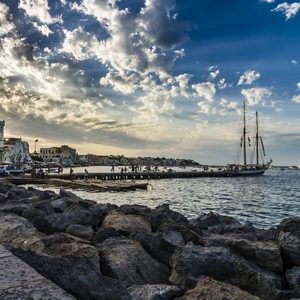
[2,170,236,192]
[47,170,236,181]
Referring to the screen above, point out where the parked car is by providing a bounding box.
[0,165,24,176]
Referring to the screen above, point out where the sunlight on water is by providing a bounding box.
[27,168,300,229]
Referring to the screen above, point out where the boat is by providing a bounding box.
[227,101,272,176]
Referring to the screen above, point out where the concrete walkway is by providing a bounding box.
[0,244,76,299]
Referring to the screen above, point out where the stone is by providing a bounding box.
[128,284,183,300]
[66,224,94,240]
[225,237,283,274]
[130,230,184,267]
[174,277,260,300]
[97,236,171,287]
[93,227,122,244]
[234,257,289,300]
[278,231,300,267]
[101,210,152,235]
[10,247,131,300]
[169,244,239,290]
[0,212,45,252]
[44,204,94,233]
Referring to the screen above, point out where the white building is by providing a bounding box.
[0,121,33,166]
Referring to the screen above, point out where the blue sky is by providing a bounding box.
[0,0,300,165]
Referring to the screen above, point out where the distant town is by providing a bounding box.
[0,121,200,169]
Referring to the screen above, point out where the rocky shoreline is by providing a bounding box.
[0,180,300,299]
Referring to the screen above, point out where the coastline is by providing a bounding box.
[0,178,300,299]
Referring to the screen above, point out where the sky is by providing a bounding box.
[0,0,300,166]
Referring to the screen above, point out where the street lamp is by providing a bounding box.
[34,139,38,155]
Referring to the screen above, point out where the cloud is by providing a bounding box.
[18,0,62,24]
[260,0,275,3]
[292,60,298,64]
[208,69,219,81]
[192,82,216,103]
[32,22,53,37]
[241,87,272,105]
[271,2,300,20]
[238,70,260,85]
[292,95,300,103]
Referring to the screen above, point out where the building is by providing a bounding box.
[39,145,76,165]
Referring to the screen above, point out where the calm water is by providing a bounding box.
[32,166,300,229]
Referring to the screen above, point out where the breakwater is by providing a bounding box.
[0,179,300,299]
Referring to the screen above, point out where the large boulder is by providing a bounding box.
[0,212,45,252]
[93,227,123,244]
[278,231,300,267]
[130,230,184,267]
[101,210,152,235]
[128,284,182,300]
[225,238,283,274]
[43,204,94,233]
[174,277,260,300]
[43,238,100,273]
[97,236,171,287]
[285,266,300,297]
[234,257,289,300]
[169,244,239,290]
[10,246,131,300]
[66,224,94,241]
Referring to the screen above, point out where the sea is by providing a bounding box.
[30,166,300,230]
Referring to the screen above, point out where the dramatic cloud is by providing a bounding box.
[271,2,300,20]
[238,70,260,85]
[18,0,62,24]
[241,87,272,105]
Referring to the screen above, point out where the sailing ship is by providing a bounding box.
[227,101,272,175]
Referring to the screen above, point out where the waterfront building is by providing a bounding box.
[39,145,76,164]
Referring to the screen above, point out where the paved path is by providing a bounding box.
[0,244,76,299]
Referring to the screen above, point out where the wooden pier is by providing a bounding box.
[2,170,237,193]
[62,170,237,180]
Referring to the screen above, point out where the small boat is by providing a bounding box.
[227,101,272,176]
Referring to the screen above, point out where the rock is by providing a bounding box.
[277,218,300,238]
[43,237,100,273]
[66,224,94,241]
[0,200,35,216]
[88,203,118,229]
[169,244,239,290]
[278,231,300,267]
[97,236,171,287]
[189,211,242,234]
[59,189,84,202]
[93,227,123,244]
[44,204,94,233]
[0,181,14,194]
[286,267,300,297]
[225,237,283,274]
[0,193,7,205]
[101,210,152,235]
[234,257,289,300]
[174,277,260,300]
[10,247,131,300]
[128,284,183,300]
[51,199,68,213]
[158,222,201,245]
[130,230,184,267]
[0,212,45,252]
[7,186,36,201]
[155,204,188,225]
[120,204,190,232]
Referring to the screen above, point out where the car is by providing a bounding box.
[0,165,24,176]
